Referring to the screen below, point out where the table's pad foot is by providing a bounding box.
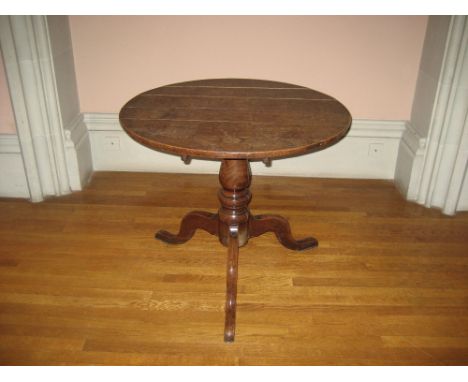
[155,210,218,244]
[249,214,318,251]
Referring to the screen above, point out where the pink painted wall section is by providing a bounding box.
[69,16,428,120]
[0,53,16,134]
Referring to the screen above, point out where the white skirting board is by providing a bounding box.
[458,173,468,210]
[85,113,406,180]
[0,115,92,199]
[64,114,94,191]
[394,123,427,200]
[0,135,29,198]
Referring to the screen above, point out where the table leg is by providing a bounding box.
[224,225,239,342]
[249,214,318,251]
[155,210,218,244]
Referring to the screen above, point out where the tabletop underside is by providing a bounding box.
[119,79,352,160]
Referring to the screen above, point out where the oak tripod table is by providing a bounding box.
[119,78,352,342]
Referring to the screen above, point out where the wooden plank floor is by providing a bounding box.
[1,171,468,365]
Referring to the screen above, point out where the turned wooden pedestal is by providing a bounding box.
[155,159,318,342]
[119,78,352,342]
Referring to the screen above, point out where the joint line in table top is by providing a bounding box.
[136,94,337,101]
[166,85,308,89]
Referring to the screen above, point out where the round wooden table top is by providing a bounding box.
[119,78,352,160]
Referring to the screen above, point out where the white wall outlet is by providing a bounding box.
[368,143,384,157]
[103,136,120,151]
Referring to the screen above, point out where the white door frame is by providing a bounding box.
[0,15,90,202]
[416,16,468,214]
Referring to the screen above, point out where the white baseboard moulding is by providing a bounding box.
[0,134,29,198]
[394,122,427,200]
[64,113,93,192]
[84,112,406,180]
[0,114,93,199]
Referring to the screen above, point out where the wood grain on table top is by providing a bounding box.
[119,79,352,160]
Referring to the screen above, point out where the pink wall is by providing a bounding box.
[0,54,16,134]
[69,16,428,120]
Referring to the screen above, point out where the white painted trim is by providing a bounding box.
[32,16,71,196]
[394,122,426,200]
[416,16,468,213]
[394,16,468,214]
[0,134,29,197]
[1,16,44,201]
[0,134,22,154]
[446,113,468,213]
[63,113,93,190]
[85,112,406,180]
[65,113,88,149]
[430,18,468,215]
[457,155,468,211]
[0,16,90,200]
[0,16,72,201]
[344,119,406,139]
[400,122,427,157]
[83,112,117,131]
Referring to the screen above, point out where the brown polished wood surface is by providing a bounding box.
[119,78,352,160]
[1,172,468,365]
[120,78,351,342]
